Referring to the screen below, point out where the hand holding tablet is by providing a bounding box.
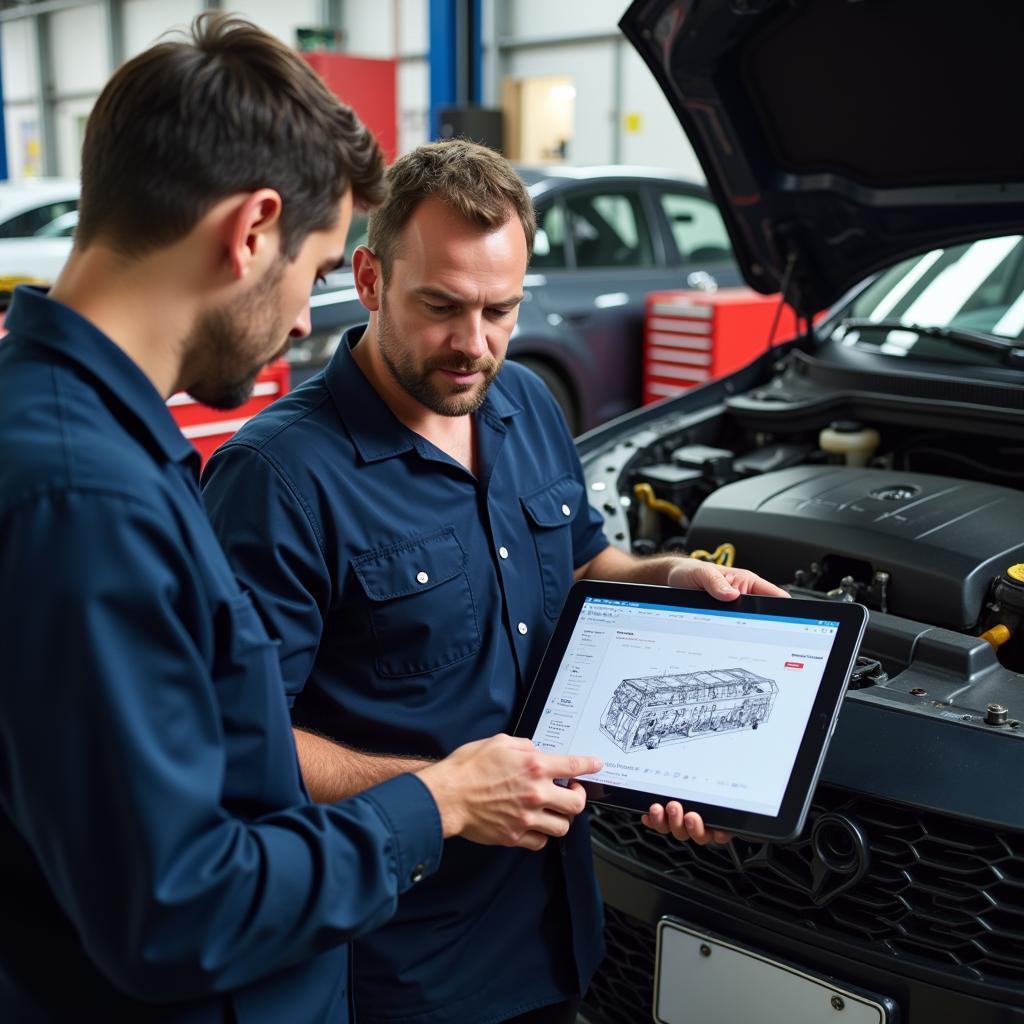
[642,802,732,846]
[515,581,867,842]
[664,559,791,601]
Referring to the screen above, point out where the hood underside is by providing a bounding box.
[620,0,1024,316]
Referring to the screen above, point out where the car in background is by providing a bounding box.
[0,179,79,285]
[0,170,738,433]
[575,3,1024,1024]
[295,165,743,433]
[0,178,79,238]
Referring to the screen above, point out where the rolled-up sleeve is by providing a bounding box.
[0,488,441,1002]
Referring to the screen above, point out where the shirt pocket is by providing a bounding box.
[352,526,481,678]
[521,474,584,619]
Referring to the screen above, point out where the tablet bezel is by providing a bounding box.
[514,580,868,842]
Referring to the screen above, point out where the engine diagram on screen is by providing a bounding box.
[600,667,779,753]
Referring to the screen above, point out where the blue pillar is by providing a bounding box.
[429,0,484,141]
[471,0,483,105]
[0,23,8,180]
[428,0,457,141]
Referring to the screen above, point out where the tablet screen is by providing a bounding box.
[529,595,842,817]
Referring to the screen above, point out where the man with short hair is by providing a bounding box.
[203,139,784,1024]
[0,21,602,1023]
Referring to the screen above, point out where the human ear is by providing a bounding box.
[352,245,384,312]
[226,188,283,279]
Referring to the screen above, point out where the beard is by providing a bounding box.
[185,258,289,410]
[376,295,503,417]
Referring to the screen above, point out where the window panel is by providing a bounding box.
[0,200,79,239]
[565,190,654,269]
[659,191,732,264]
[530,202,568,269]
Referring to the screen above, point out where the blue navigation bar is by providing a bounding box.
[584,596,839,628]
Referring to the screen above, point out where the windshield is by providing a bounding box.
[831,235,1024,362]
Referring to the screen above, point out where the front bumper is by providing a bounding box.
[582,801,1024,1024]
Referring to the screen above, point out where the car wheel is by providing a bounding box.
[513,357,579,434]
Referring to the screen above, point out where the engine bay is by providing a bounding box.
[580,343,1024,735]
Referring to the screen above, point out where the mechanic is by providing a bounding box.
[202,139,785,1024]
[0,22,603,1024]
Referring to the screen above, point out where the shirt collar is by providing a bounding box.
[326,325,523,465]
[5,285,197,467]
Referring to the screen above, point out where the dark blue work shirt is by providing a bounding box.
[202,327,610,1024]
[0,290,442,1024]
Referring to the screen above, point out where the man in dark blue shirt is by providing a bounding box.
[203,140,786,1024]
[0,21,601,1024]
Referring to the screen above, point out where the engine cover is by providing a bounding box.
[686,466,1024,629]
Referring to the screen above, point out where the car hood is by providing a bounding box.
[619,0,1024,316]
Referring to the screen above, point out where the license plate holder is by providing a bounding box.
[654,917,896,1023]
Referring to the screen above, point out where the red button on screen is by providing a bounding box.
[784,661,804,669]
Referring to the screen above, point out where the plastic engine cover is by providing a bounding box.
[686,466,1024,630]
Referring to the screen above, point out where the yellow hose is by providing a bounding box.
[688,543,736,567]
[633,482,685,525]
[631,483,735,565]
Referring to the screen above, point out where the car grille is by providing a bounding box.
[582,905,656,1024]
[589,786,1024,987]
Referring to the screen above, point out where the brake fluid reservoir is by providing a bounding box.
[819,420,881,467]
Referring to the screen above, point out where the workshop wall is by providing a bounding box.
[1,0,700,183]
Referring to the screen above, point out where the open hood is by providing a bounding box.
[619,0,1024,316]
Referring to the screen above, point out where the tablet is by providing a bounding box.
[514,581,867,841]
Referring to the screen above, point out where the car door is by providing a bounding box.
[526,183,683,428]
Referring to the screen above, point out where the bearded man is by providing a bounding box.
[0,30,610,1024]
[202,139,782,1024]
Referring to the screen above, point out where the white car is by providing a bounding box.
[0,179,79,285]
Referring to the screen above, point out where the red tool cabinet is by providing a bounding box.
[643,288,798,405]
[167,358,290,465]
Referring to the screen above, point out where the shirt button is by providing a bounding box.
[561,504,571,517]
[410,864,426,884]
[518,622,528,635]
[416,571,429,585]
[499,546,509,559]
